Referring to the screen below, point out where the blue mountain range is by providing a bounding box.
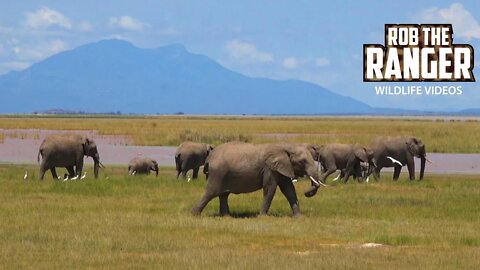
[1,39,477,115]
[0,39,381,114]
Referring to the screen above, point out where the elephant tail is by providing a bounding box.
[203,162,209,180]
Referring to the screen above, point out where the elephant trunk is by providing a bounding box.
[94,159,100,179]
[93,153,101,179]
[420,156,426,180]
[303,167,325,198]
[154,165,159,176]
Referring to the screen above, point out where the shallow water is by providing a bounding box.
[0,129,175,166]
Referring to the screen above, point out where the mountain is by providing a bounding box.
[1,39,374,114]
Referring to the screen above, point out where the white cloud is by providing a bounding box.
[14,40,68,61]
[282,57,298,69]
[25,7,72,29]
[0,61,31,74]
[157,27,178,35]
[414,3,480,40]
[226,39,274,64]
[315,57,330,67]
[109,16,149,31]
[77,21,92,32]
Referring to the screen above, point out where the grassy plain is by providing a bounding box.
[0,165,479,269]
[1,116,479,153]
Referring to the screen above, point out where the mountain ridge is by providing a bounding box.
[0,39,478,115]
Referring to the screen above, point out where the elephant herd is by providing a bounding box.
[36,134,428,217]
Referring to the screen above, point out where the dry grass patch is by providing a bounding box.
[1,116,479,152]
[0,164,479,269]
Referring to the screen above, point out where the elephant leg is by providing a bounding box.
[39,161,48,180]
[192,167,200,179]
[278,179,300,217]
[50,167,59,180]
[320,166,337,183]
[354,163,363,182]
[75,158,84,178]
[342,169,352,183]
[393,166,402,181]
[406,157,415,181]
[179,161,189,179]
[373,167,382,181]
[192,191,217,216]
[219,193,230,216]
[260,171,277,215]
[66,166,75,178]
[176,169,181,179]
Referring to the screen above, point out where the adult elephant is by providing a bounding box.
[370,136,427,181]
[38,134,103,180]
[175,141,213,180]
[318,143,375,183]
[192,142,325,217]
[128,157,159,176]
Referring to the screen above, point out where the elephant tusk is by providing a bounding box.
[23,171,28,180]
[366,176,370,183]
[98,161,106,168]
[309,176,327,187]
[292,179,298,183]
[332,173,341,182]
[81,172,87,180]
[425,157,433,164]
[386,156,403,166]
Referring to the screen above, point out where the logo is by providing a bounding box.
[364,24,475,82]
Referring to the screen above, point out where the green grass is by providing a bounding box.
[1,116,480,152]
[0,164,479,269]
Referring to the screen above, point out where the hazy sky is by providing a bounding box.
[0,1,479,110]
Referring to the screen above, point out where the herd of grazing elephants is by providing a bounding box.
[36,134,427,217]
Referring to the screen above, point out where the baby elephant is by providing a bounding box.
[128,157,159,176]
[175,141,214,180]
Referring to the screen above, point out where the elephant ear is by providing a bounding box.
[354,147,368,162]
[406,137,419,155]
[81,137,90,153]
[306,144,320,161]
[265,150,295,179]
[82,137,91,146]
[206,144,214,154]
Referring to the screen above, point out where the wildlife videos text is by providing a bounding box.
[374,85,463,96]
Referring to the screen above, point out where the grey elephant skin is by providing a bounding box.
[278,143,320,162]
[318,143,374,183]
[38,134,102,180]
[175,141,213,179]
[370,136,426,181]
[128,157,159,176]
[192,142,323,217]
